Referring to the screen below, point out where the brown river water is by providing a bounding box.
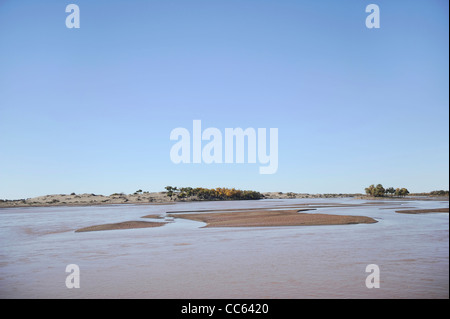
[0,198,448,298]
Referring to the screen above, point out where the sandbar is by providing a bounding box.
[75,220,166,232]
[395,208,449,214]
[168,209,377,227]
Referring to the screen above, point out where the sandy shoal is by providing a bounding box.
[168,209,377,227]
[395,208,449,214]
[75,221,166,232]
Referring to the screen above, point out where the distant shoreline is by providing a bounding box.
[0,192,447,208]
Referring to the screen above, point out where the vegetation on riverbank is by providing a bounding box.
[0,187,448,208]
[365,184,410,197]
[164,186,263,201]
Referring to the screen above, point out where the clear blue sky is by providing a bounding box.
[0,0,448,199]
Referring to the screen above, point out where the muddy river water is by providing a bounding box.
[0,198,448,298]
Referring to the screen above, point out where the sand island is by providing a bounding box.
[395,208,449,214]
[166,209,378,228]
[75,221,167,232]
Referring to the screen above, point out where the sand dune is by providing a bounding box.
[0,192,172,207]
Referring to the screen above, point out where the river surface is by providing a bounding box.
[0,198,448,298]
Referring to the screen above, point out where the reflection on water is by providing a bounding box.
[0,198,448,298]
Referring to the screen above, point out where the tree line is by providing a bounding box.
[365,184,410,197]
[164,186,263,201]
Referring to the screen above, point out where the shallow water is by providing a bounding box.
[0,198,448,298]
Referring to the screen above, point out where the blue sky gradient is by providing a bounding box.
[0,0,448,199]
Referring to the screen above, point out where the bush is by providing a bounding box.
[110,192,125,196]
[430,190,449,196]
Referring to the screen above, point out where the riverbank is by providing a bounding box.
[0,192,447,208]
[0,191,351,208]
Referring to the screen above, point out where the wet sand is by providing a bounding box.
[75,221,166,232]
[167,209,377,227]
[396,208,449,214]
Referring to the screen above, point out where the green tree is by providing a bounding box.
[165,186,174,199]
[394,188,409,197]
[365,184,386,197]
[385,187,395,197]
[374,184,385,197]
[179,187,194,198]
[365,184,375,196]
[399,188,409,197]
